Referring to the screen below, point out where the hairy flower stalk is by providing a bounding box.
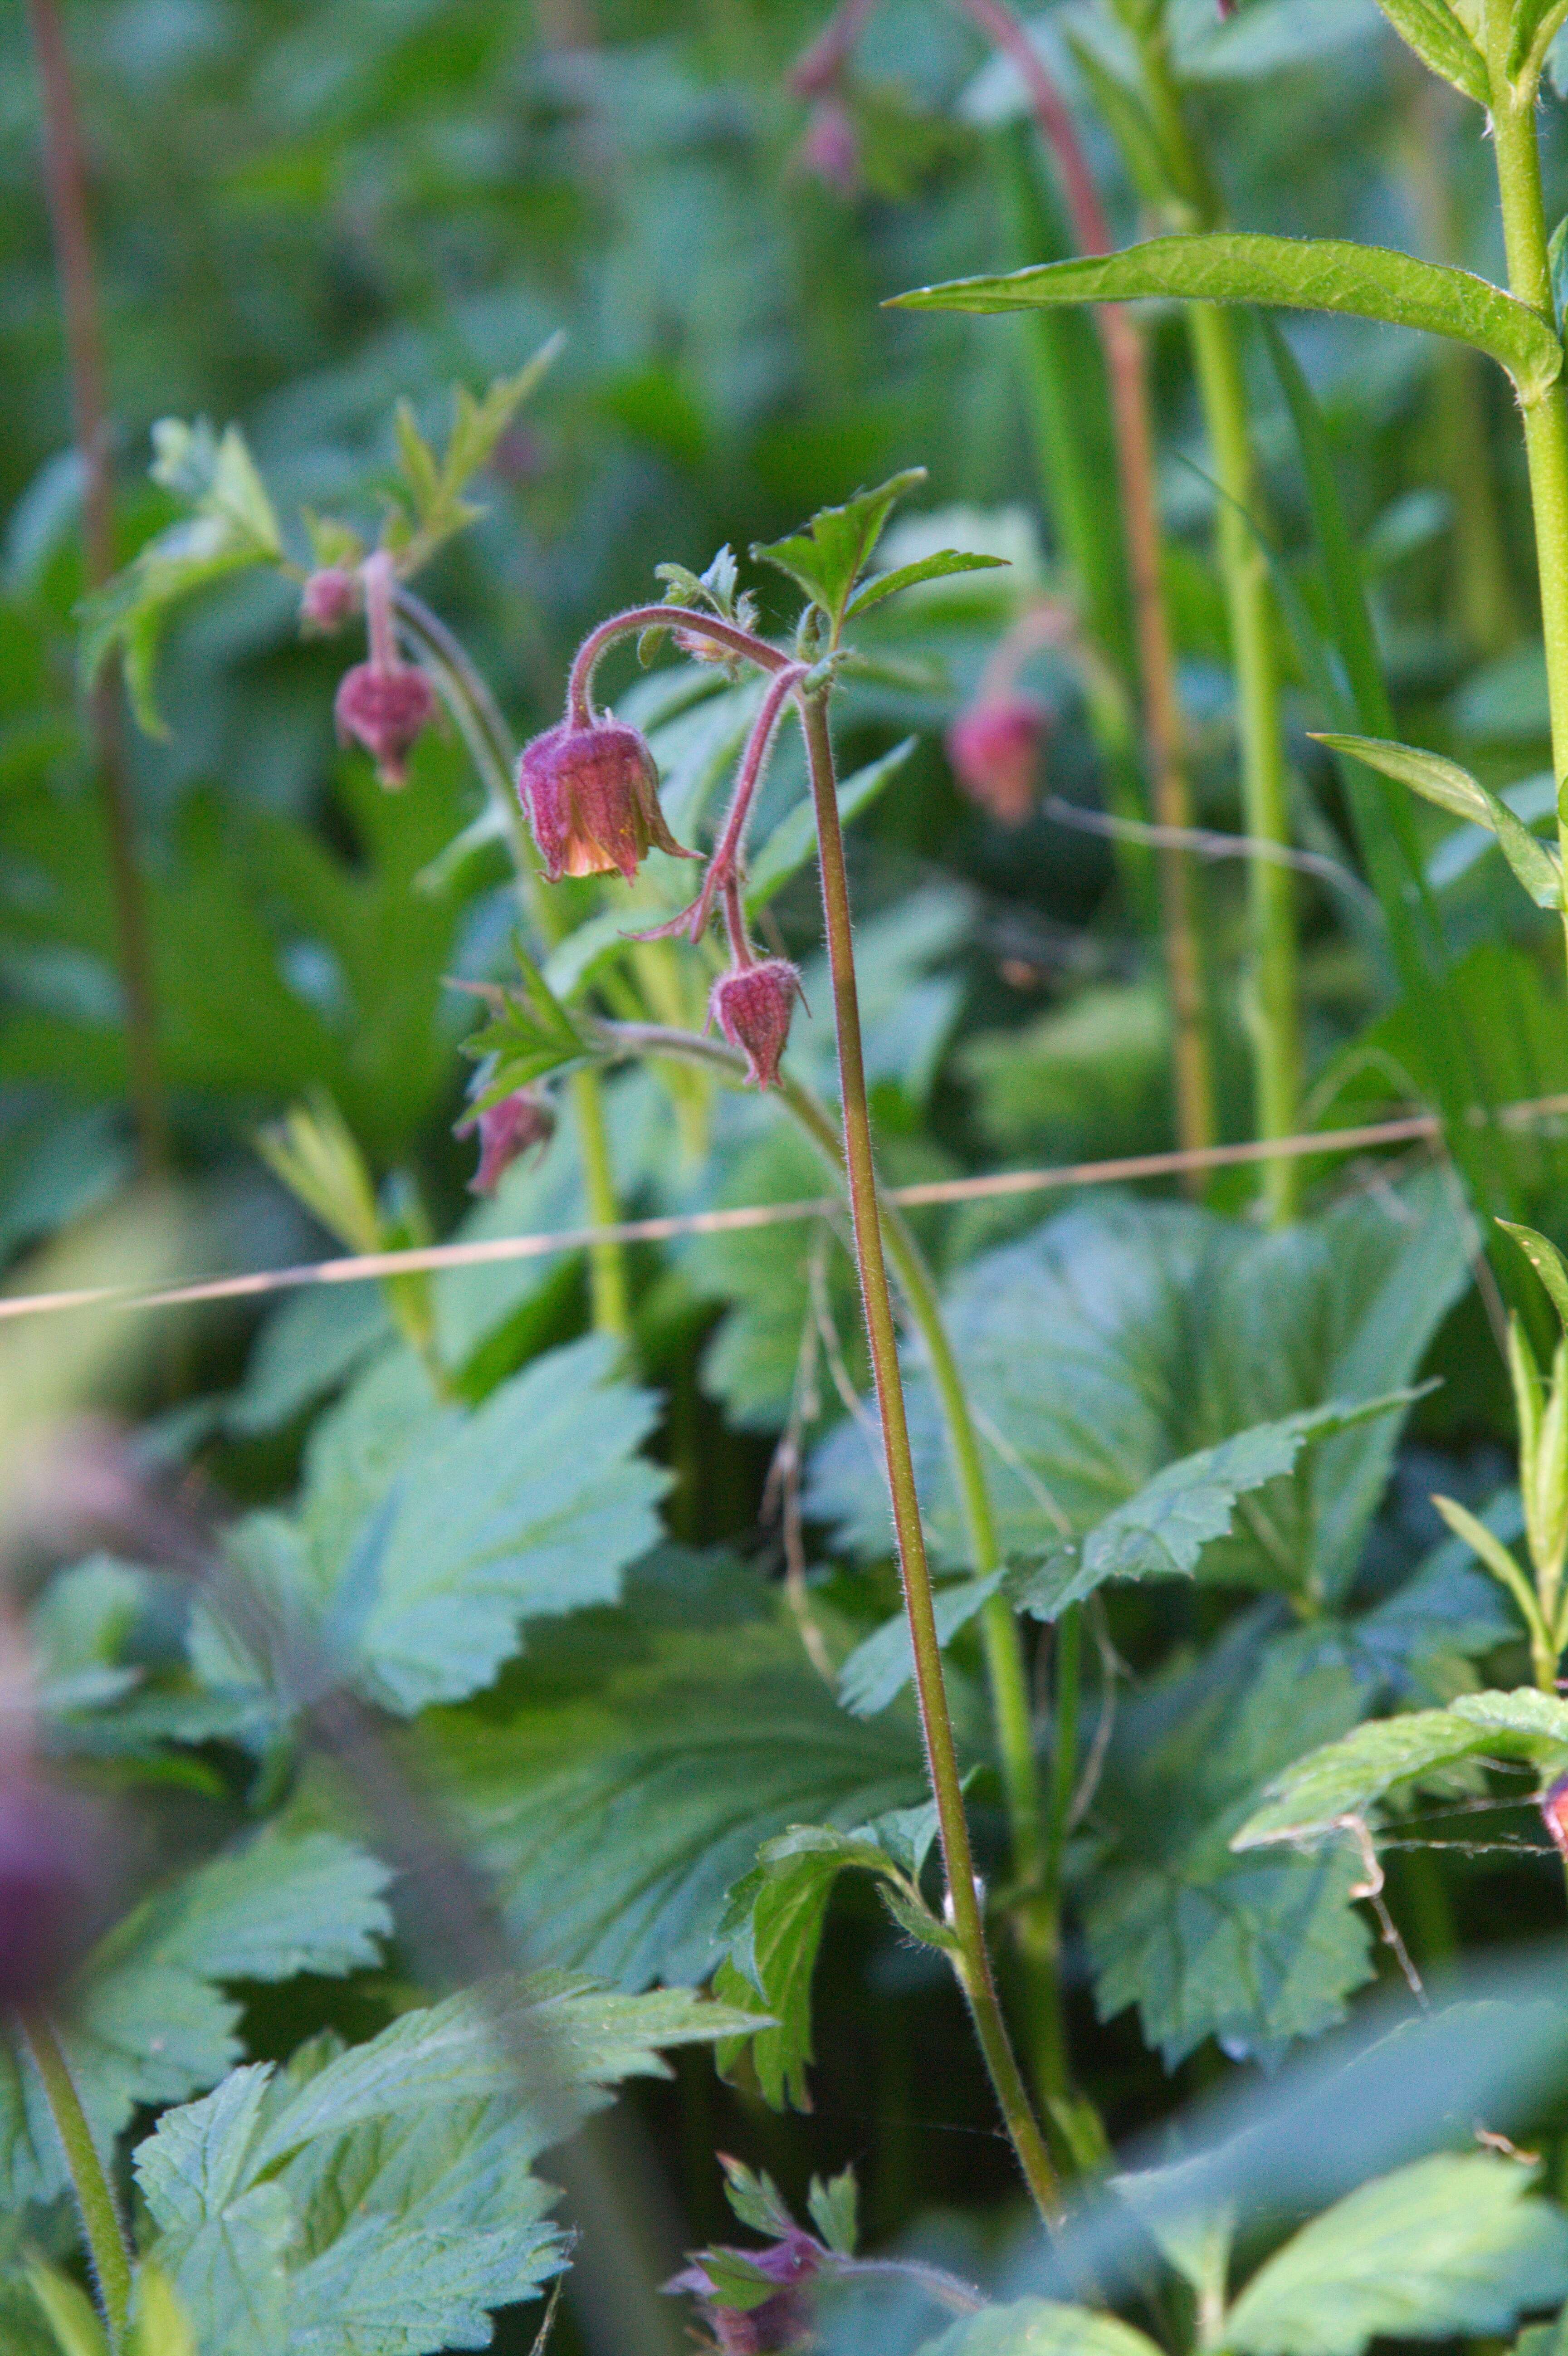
[546,603,1063,2224]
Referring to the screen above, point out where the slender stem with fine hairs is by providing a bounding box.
[26,0,168,1178]
[796,687,1063,2226]
[20,2013,133,2349]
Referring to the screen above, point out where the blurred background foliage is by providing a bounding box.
[14,1,1568,2341]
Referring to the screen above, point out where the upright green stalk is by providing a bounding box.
[1133,22,1303,1222]
[21,2013,132,2350]
[796,689,1063,2227]
[1485,39,1568,978]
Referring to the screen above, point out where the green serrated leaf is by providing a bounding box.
[1315,735,1563,909]
[889,236,1564,403]
[807,2164,859,2255]
[719,2156,797,2239]
[1013,1393,1421,1620]
[425,1549,926,1989]
[1233,1686,1568,1852]
[1371,0,1490,101]
[752,468,928,633]
[1226,2154,1568,2356]
[844,550,1007,621]
[460,943,586,1096]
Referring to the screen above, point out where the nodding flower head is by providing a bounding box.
[454,1087,556,1196]
[946,693,1050,827]
[667,2228,822,2355]
[710,958,802,1090]
[0,1779,98,2010]
[300,567,358,634]
[518,715,695,883]
[334,665,438,789]
[333,550,436,788]
[796,95,860,196]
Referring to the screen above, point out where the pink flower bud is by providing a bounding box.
[796,95,860,196]
[334,662,438,790]
[518,716,696,883]
[0,1781,98,2009]
[946,694,1050,827]
[668,2228,822,2355]
[300,567,358,633]
[454,1088,556,1195]
[710,958,802,1089]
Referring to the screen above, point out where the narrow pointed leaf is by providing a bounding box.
[890,236,1564,401]
[1511,0,1568,83]
[1500,1219,1568,1333]
[843,549,1007,620]
[1373,0,1490,102]
[1316,734,1564,908]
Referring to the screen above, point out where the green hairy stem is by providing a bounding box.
[22,2013,133,2350]
[795,689,1065,2226]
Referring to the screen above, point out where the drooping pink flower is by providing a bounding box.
[946,694,1050,826]
[454,1089,556,1195]
[710,959,802,1089]
[518,716,695,882]
[667,2228,822,2354]
[300,567,358,633]
[332,550,437,788]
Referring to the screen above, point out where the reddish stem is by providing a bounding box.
[361,549,399,673]
[567,605,790,724]
[26,0,168,1177]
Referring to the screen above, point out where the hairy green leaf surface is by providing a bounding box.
[1317,735,1563,908]
[425,1549,927,1987]
[203,1334,668,1716]
[0,1829,391,2207]
[1084,1646,1375,2067]
[1015,1395,1418,1621]
[1233,1686,1568,1850]
[1370,0,1490,101]
[891,237,1563,401]
[810,1176,1469,1598]
[752,468,928,631]
[135,1974,754,2356]
[1226,2154,1568,2354]
[714,1804,943,2106]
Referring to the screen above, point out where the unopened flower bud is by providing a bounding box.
[454,1088,556,1195]
[668,2228,822,2355]
[1542,1769,1568,1859]
[710,958,802,1090]
[0,1781,98,2010]
[334,663,438,790]
[518,716,695,882]
[946,694,1050,827]
[796,95,860,196]
[300,568,358,634]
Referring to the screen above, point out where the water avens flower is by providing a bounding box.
[454,1087,555,1195]
[333,549,437,789]
[518,714,694,882]
[946,693,1050,826]
[711,958,802,1090]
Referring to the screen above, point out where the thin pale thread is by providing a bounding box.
[9,1094,1568,1327]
